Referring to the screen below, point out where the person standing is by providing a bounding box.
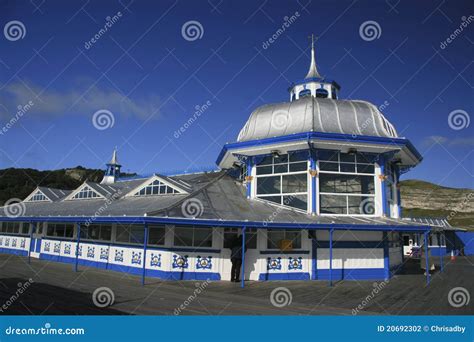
[230,235,246,282]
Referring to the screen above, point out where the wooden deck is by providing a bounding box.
[0,254,472,315]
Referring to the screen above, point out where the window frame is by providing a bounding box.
[173,226,213,248]
[46,223,75,239]
[266,229,302,250]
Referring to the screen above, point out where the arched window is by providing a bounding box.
[315,88,329,98]
[298,89,311,98]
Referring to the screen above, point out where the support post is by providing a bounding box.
[383,231,389,280]
[310,152,317,215]
[379,154,388,217]
[74,223,81,272]
[424,231,430,285]
[241,227,246,288]
[438,233,443,272]
[329,228,333,287]
[245,159,252,199]
[142,223,149,286]
[28,222,35,264]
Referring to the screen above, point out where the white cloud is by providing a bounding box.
[0,80,161,122]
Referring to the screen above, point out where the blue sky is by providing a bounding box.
[0,0,472,189]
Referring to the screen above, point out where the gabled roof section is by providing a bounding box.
[24,188,51,202]
[64,182,106,201]
[125,174,190,197]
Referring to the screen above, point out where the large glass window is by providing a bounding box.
[115,224,145,244]
[318,151,376,215]
[133,179,179,196]
[81,224,112,241]
[28,191,49,202]
[255,153,308,211]
[0,222,25,234]
[174,226,212,248]
[267,229,302,249]
[72,186,100,199]
[148,225,165,246]
[46,223,74,238]
[223,228,257,249]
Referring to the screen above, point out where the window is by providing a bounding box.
[133,179,180,196]
[21,223,30,235]
[46,223,74,238]
[148,225,165,246]
[255,153,308,211]
[28,191,49,202]
[223,228,257,249]
[267,229,301,249]
[315,88,328,98]
[81,224,112,241]
[298,89,311,98]
[72,186,100,199]
[385,164,397,213]
[1,222,22,234]
[115,224,145,244]
[318,151,376,215]
[174,226,212,248]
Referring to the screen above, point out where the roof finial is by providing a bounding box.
[109,147,119,165]
[305,34,321,79]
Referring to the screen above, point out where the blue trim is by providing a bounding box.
[379,154,388,217]
[316,268,386,280]
[246,158,252,198]
[37,253,220,280]
[315,241,384,249]
[28,223,34,263]
[383,232,389,280]
[310,153,317,214]
[258,272,310,280]
[260,250,310,255]
[75,223,81,272]
[0,247,28,256]
[216,131,422,166]
[0,217,431,233]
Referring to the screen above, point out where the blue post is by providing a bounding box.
[379,154,388,216]
[329,228,333,287]
[241,227,246,288]
[245,159,252,198]
[310,152,317,214]
[74,223,81,272]
[142,223,149,286]
[383,231,389,280]
[28,222,35,264]
[438,233,443,272]
[424,231,430,285]
[395,166,402,218]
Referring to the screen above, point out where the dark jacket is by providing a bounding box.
[230,237,247,259]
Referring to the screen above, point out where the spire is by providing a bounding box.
[108,147,119,165]
[305,34,321,79]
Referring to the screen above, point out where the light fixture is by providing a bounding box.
[271,150,281,158]
[347,148,357,155]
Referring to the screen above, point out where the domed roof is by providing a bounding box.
[237,96,398,142]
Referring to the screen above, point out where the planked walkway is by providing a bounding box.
[0,254,472,315]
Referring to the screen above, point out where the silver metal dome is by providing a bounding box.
[237,97,398,142]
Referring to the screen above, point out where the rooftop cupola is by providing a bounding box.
[289,34,340,101]
[101,148,122,184]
